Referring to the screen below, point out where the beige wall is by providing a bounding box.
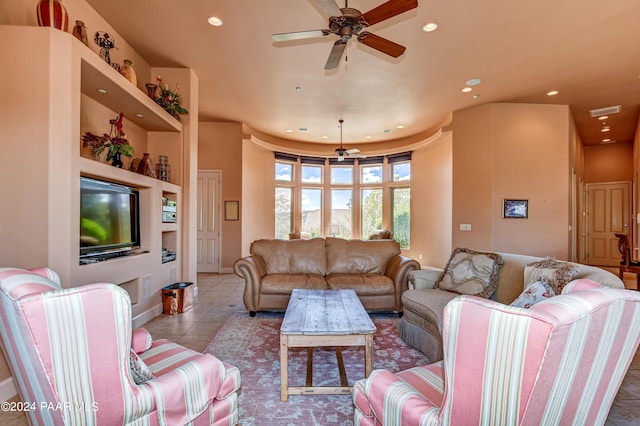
[198,122,243,270]
[405,132,453,266]
[452,103,573,259]
[583,141,634,183]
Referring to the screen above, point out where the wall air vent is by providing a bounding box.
[590,105,621,117]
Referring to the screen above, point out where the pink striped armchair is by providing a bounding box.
[0,267,241,425]
[353,279,640,425]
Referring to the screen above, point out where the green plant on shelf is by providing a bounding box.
[154,75,189,121]
[82,112,135,163]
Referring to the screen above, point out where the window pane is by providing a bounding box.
[361,188,382,238]
[331,166,353,184]
[392,162,411,182]
[331,189,352,238]
[275,187,292,239]
[392,187,410,248]
[275,162,293,182]
[301,188,322,237]
[301,165,322,184]
[361,165,382,184]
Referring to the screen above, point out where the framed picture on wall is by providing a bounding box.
[502,199,528,219]
[224,200,239,221]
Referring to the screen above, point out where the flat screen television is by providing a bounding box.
[79,177,141,258]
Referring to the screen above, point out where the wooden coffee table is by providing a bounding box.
[280,288,376,401]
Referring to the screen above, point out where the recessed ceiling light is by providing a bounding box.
[365,135,373,139]
[295,86,301,92]
[422,22,439,32]
[473,95,480,99]
[598,116,608,120]
[601,127,610,132]
[601,139,616,144]
[396,125,405,129]
[136,113,143,118]
[207,16,223,26]
[547,90,559,96]
[461,87,472,93]
[97,88,107,94]
[285,129,293,133]
[466,78,482,86]
[322,135,329,139]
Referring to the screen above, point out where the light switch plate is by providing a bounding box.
[459,224,472,231]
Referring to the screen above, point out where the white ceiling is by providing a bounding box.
[86,0,640,149]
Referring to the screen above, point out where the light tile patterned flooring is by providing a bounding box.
[1,270,640,425]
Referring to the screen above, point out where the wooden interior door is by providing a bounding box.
[197,171,221,273]
[586,182,631,266]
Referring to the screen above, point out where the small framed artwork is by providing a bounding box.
[224,200,239,221]
[502,199,528,219]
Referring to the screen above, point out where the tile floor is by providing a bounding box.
[1,270,639,425]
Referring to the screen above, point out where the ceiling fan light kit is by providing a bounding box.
[272,0,418,70]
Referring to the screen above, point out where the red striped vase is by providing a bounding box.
[36,0,69,32]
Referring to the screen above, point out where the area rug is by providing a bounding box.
[205,311,430,426]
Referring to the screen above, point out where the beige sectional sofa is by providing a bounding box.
[399,251,625,362]
[233,237,420,316]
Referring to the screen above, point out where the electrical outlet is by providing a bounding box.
[459,224,472,231]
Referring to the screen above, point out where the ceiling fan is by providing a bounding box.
[272,0,418,70]
[334,119,366,161]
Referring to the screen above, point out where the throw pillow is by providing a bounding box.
[436,247,504,298]
[524,257,579,295]
[129,349,156,385]
[510,277,556,309]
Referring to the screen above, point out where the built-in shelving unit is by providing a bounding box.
[0,25,197,321]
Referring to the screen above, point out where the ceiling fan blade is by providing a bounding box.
[357,32,406,57]
[346,148,360,154]
[361,0,418,26]
[272,30,328,42]
[325,41,347,70]
[315,0,343,17]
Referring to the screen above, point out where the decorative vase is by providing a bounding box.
[111,152,124,168]
[145,83,158,100]
[72,20,88,46]
[36,0,69,31]
[156,155,171,182]
[120,59,137,87]
[137,153,156,178]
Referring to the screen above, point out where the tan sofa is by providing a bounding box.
[233,237,420,316]
[399,252,625,362]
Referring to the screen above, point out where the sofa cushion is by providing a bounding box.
[510,278,555,309]
[251,238,326,275]
[436,247,504,298]
[261,274,328,294]
[325,237,401,275]
[326,273,394,295]
[524,257,579,295]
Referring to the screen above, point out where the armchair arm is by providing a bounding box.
[144,355,235,425]
[408,268,444,290]
[385,255,421,309]
[233,255,267,313]
[353,369,439,425]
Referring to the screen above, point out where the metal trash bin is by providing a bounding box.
[162,282,194,315]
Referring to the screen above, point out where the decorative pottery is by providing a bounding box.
[72,20,89,46]
[145,83,158,100]
[156,155,171,182]
[111,152,124,168]
[137,153,156,178]
[36,0,69,31]
[119,59,137,86]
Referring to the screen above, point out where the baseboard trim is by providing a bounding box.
[220,267,233,274]
[132,303,163,328]
[0,376,17,402]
